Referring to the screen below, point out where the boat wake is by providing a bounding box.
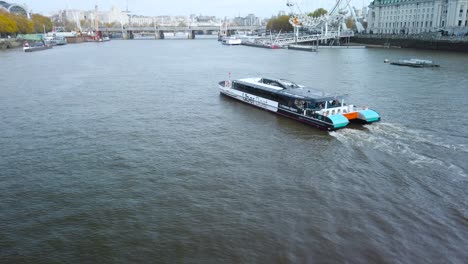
[329,123,467,179]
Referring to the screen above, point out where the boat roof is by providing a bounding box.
[234,77,347,101]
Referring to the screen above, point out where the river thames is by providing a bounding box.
[1,40,467,263]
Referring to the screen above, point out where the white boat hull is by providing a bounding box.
[219,84,279,112]
[222,39,242,45]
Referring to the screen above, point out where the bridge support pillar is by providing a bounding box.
[189,30,195,39]
[294,27,298,44]
[156,30,164,39]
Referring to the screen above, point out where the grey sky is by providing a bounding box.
[23,0,371,18]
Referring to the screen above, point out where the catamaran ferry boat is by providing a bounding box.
[218,77,380,131]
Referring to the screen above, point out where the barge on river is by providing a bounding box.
[390,58,440,68]
[219,77,380,131]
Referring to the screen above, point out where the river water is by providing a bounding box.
[1,40,467,263]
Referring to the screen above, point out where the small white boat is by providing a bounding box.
[221,36,242,45]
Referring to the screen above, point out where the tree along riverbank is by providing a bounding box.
[351,34,468,52]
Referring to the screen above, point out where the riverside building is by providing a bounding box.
[367,0,468,35]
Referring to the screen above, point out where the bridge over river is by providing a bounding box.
[99,26,354,47]
[99,25,264,39]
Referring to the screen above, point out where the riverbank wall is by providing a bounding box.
[0,39,21,50]
[351,35,468,52]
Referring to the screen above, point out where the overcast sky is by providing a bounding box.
[23,0,371,18]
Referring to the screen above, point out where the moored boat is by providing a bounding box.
[390,58,440,67]
[43,35,67,46]
[221,36,242,45]
[23,41,52,52]
[219,77,380,131]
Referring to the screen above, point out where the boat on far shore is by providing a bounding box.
[390,58,440,68]
[23,41,52,52]
[221,36,242,45]
[43,35,67,46]
[241,41,281,49]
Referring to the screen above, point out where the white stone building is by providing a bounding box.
[129,15,156,26]
[367,0,468,35]
[232,14,261,26]
[99,6,129,25]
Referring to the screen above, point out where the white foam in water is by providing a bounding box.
[330,123,468,179]
[369,123,468,153]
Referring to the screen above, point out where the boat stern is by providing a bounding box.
[328,114,350,130]
[357,109,381,123]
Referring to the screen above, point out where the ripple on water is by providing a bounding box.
[330,122,468,180]
[1,41,468,263]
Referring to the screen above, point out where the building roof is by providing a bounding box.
[371,0,435,6]
[0,1,28,17]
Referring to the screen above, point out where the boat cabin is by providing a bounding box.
[232,77,348,112]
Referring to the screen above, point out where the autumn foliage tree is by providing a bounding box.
[31,14,53,33]
[13,14,33,34]
[0,10,19,36]
[0,10,52,36]
[266,15,293,32]
[345,18,355,30]
[308,8,328,18]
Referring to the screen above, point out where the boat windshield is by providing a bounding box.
[279,79,299,88]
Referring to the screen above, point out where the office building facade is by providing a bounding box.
[367,0,468,34]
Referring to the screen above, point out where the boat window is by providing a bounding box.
[328,100,341,108]
[233,83,281,101]
[260,78,283,88]
[279,79,299,88]
[314,102,325,109]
